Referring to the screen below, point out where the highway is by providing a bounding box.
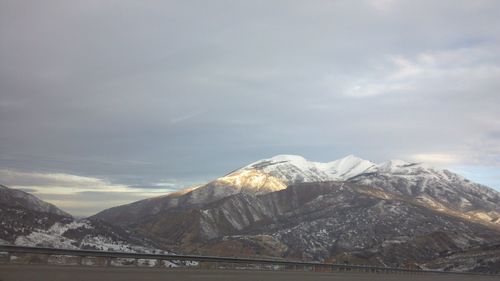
[1,265,499,281]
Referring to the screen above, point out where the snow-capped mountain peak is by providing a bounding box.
[376,159,450,179]
[380,159,412,167]
[245,154,377,183]
[247,154,313,170]
[322,155,377,179]
[377,159,416,173]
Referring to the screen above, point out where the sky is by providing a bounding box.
[1,0,500,216]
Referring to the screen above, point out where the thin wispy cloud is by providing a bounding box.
[170,111,205,124]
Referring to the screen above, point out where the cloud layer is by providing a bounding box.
[0,169,184,216]
[1,0,500,215]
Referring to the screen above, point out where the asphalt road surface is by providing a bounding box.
[1,265,499,281]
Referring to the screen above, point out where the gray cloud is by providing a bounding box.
[0,169,182,216]
[1,0,500,213]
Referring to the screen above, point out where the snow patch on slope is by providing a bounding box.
[217,169,287,194]
[13,220,157,253]
[15,220,93,249]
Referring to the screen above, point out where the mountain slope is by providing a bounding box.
[194,182,500,263]
[350,160,500,225]
[0,184,159,252]
[0,184,70,217]
[96,181,500,268]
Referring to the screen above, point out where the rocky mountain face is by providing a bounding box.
[92,155,500,272]
[0,185,159,253]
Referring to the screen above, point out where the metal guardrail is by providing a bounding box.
[0,245,496,276]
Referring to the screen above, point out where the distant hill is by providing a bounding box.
[0,184,160,253]
[0,184,70,217]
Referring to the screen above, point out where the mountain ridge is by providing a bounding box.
[2,154,500,272]
[94,154,500,228]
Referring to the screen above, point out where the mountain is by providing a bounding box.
[0,184,73,245]
[95,155,500,228]
[0,184,70,217]
[0,184,159,253]
[92,155,500,272]
[93,155,378,225]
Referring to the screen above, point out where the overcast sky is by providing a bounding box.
[1,0,500,216]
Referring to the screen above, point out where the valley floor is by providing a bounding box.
[0,265,498,281]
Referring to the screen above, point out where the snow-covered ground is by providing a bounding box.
[13,219,156,254]
[14,221,92,249]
